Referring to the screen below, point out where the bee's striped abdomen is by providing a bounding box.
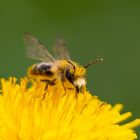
[31,63,54,76]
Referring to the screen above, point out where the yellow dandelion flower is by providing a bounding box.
[0,77,139,140]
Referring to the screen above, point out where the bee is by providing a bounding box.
[24,33,103,93]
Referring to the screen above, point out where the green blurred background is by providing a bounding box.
[0,0,140,137]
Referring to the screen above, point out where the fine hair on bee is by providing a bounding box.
[24,33,103,96]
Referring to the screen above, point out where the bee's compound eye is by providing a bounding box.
[66,69,74,83]
[66,70,71,78]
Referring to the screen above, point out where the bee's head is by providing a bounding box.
[64,60,86,92]
[64,58,103,92]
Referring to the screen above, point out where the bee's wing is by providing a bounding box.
[53,37,71,60]
[24,33,55,62]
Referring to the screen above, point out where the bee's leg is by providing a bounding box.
[75,86,80,93]
[41,79,56,87]
[61,81,66,95]
[75,86,84,94]
[80,86,85,93]
[75,86,85,99]
[74,86,78,98]
[42,84,48,100]
[41,79,49,89]
[48,79,56,86]
[41,80,49,100]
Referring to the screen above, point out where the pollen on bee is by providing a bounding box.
[73,78,86,87]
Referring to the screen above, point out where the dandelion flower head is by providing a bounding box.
[0,76,140,140]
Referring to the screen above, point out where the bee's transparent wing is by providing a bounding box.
[24,33,55,62]
[53,37,71,60]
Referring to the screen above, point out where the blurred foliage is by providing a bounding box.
[0,0,140,137]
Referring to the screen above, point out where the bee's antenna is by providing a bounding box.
[84,58,104,68]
